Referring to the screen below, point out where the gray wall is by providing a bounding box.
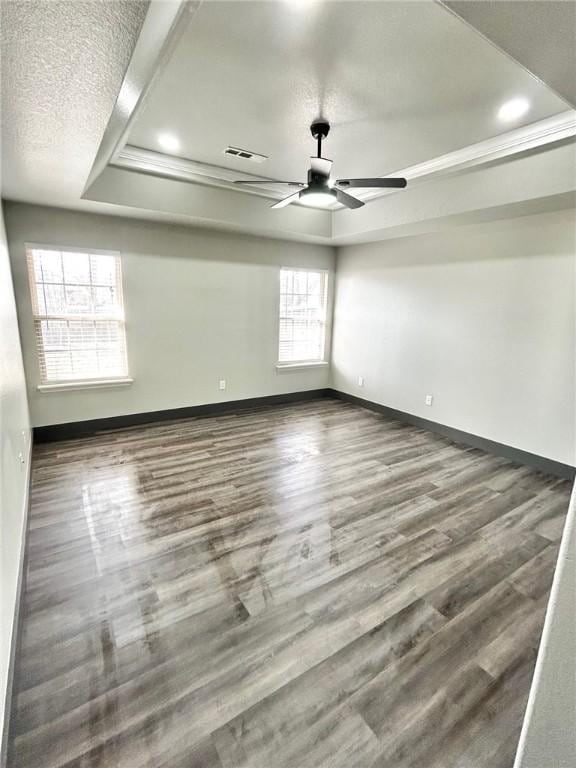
[0,204,31,746]
[333,210,576,466]
[4,203,335,427]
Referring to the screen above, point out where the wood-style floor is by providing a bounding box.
[9,399,573,768]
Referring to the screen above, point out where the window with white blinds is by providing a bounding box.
[27,246,129,384]
[278,268,328,363]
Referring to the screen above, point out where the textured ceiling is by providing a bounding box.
[442,1,576,108]
[128,0,567,183]
[1,0,149,203]
[0,0,573,245]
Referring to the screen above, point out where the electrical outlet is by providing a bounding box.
[219,379,226,391]
[425,394,433,406]
[358,376,364,387]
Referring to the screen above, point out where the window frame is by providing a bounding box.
[25,243,132,390]
[276,266,330,368]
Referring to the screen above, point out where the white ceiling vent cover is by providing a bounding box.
[223,146,267,163]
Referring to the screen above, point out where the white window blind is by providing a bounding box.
[27,246,129,384]
[278,268,328,363]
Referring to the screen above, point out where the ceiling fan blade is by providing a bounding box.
[310,157,333,177]
[233,180,304,186]
[336,177,407,189]
[271,189,303,209]
[335,188,364,209]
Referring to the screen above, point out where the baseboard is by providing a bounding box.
[33,389,333,443]
[33,386,575,479]
[329,389,575,481]
[1,437,32,768]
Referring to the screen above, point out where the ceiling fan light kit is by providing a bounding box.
[299,188,337,208]
[233,121,407,210]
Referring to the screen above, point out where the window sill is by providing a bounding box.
[38,378,133,393]
[276,361,329,371]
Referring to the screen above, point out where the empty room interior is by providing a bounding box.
[1,1,576,767]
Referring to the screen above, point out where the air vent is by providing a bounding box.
[223,146,267,163]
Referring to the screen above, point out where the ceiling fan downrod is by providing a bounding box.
[310,120,330,159]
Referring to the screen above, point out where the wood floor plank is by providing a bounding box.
[9,399,572,768]
[211,598,446,768]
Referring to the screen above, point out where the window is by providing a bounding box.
[278,268,328,364]
[27,246,129,385]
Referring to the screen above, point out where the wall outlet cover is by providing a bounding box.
[358,377,364,387]
[219,379,226,390]
[425,394,433,406]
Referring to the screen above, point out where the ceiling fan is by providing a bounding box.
[233,121,407,209]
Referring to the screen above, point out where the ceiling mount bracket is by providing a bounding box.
[310,121,330,157]
[310,121,330,140]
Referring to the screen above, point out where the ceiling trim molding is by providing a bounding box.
[112,145,290,200]
[356,110,576,201]
[112,112,576,208]
[82,0,201,197]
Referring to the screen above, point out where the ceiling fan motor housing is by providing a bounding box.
[302,166,337,204]
[307,168,330,186]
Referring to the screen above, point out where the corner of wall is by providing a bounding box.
[0,200,32,761]
[514,481,576,768]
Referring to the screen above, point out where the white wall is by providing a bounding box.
[333,209,576,466]
[0,203,31,753]
[515,483,576,768]
[4,203,335,427]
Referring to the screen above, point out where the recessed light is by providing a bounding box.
[498,98,530,123]
[157,133,180,154]
[283,0,320,12]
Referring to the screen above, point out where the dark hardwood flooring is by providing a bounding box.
[9,399,573,768]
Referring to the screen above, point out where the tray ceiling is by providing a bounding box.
[127,0,567,183]
[2,0,574,245]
